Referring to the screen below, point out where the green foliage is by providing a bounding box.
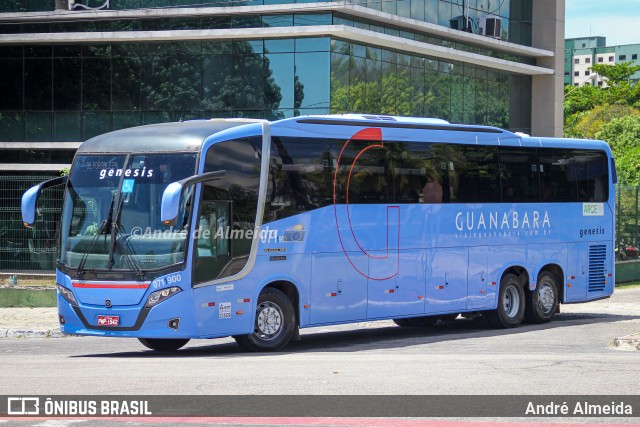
[590,62,640,85]
[567,104,640,139]
[564,84,603,119]
[595,115,640,185]
[564,62,640,138]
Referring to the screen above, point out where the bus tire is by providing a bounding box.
[524,272,559,324]
[234,288,296,352]
[486,274,525,328]
[138,338,190,352]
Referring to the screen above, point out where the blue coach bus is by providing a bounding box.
[22,115,616,352]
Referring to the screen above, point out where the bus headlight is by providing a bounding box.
[145,287,181,308]
[57,284,77,306]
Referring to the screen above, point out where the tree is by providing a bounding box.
[590,62,640,86]
[567,104,639,139]
[595,115,640,185]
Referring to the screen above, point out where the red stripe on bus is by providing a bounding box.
[72,283,149,289]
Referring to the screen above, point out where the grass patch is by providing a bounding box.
[616,281,640,289]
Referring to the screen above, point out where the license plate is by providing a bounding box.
[97,315,120,326]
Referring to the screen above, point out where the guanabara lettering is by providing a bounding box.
[455,210,551,232]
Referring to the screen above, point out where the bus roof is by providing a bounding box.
[281,114,508,134]
[76,115,611,155]
[77,119,262,154]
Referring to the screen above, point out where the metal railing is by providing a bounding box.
[0,174,62,272]
[617,185,640,260]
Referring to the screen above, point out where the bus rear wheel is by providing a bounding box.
[138,338,190,352]
[234,288,296,352]
[524,272,559,324]
[486,274,525,328]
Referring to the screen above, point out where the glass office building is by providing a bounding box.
[0,0,564,271]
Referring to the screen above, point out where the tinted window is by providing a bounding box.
[392,142,459,204]
[455,145,500,203]
[538,149,578,202]
[265,137,334,222]
[333,138,394,205]
[571,150,608,202]
[193,137,261,284]
[499,148,540,202]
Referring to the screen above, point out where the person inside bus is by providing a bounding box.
[421,168,443,203]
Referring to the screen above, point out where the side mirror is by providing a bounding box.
[21,176,68,228]
[160,171,226,226]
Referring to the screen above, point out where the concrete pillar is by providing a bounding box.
[531,0,565,137]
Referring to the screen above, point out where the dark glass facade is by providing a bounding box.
[1,0,532,45]
[0,33,532,144]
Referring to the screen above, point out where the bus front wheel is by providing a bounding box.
[486,274,525,328]
[234,288,296,352]
[138,338,190,352]
[524,272,559,324]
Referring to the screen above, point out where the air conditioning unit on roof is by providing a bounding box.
[450,15,473,33]
[478,14,502,39]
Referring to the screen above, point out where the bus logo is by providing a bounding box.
[333,128,400,281]
[583,203,604,216]
[7,397,40,415]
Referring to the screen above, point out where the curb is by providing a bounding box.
[0,328,65,339]
[613,334,640,351]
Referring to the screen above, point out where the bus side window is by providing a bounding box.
[569,150,609,202]
[193,137,260,285]
[333,138,394,205]
[454,145,500,203]
[499,148,540,203]
[537,149,577,202]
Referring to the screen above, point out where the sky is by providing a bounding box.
[565,0,640,46]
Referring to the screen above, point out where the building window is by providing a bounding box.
[598,81,603,86]
[582,43,586,48]
[574,71,579,76]
[598,57,603,63]
[574,58,580,64]
[620,55,627,61]
[609,56,614,62]
[585,71,590,76]
[633,54,638,60]
[585,58,591,64]
[574,83,579,86]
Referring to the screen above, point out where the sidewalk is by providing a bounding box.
[0,307,62,338]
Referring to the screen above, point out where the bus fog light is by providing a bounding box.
[57,284,77,306]
[168,318,180,329]
[145,287,181,308]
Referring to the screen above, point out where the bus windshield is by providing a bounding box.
[60,152,197,272]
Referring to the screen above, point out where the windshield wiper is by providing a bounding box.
[108,194,145,279]
[75,193,115,278]
[112,223,145,279]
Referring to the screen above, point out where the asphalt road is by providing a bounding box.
[1,288,639,398]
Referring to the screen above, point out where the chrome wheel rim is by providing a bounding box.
[256,301,283,340]
[538,282,556,315]
[503,285,520,319]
